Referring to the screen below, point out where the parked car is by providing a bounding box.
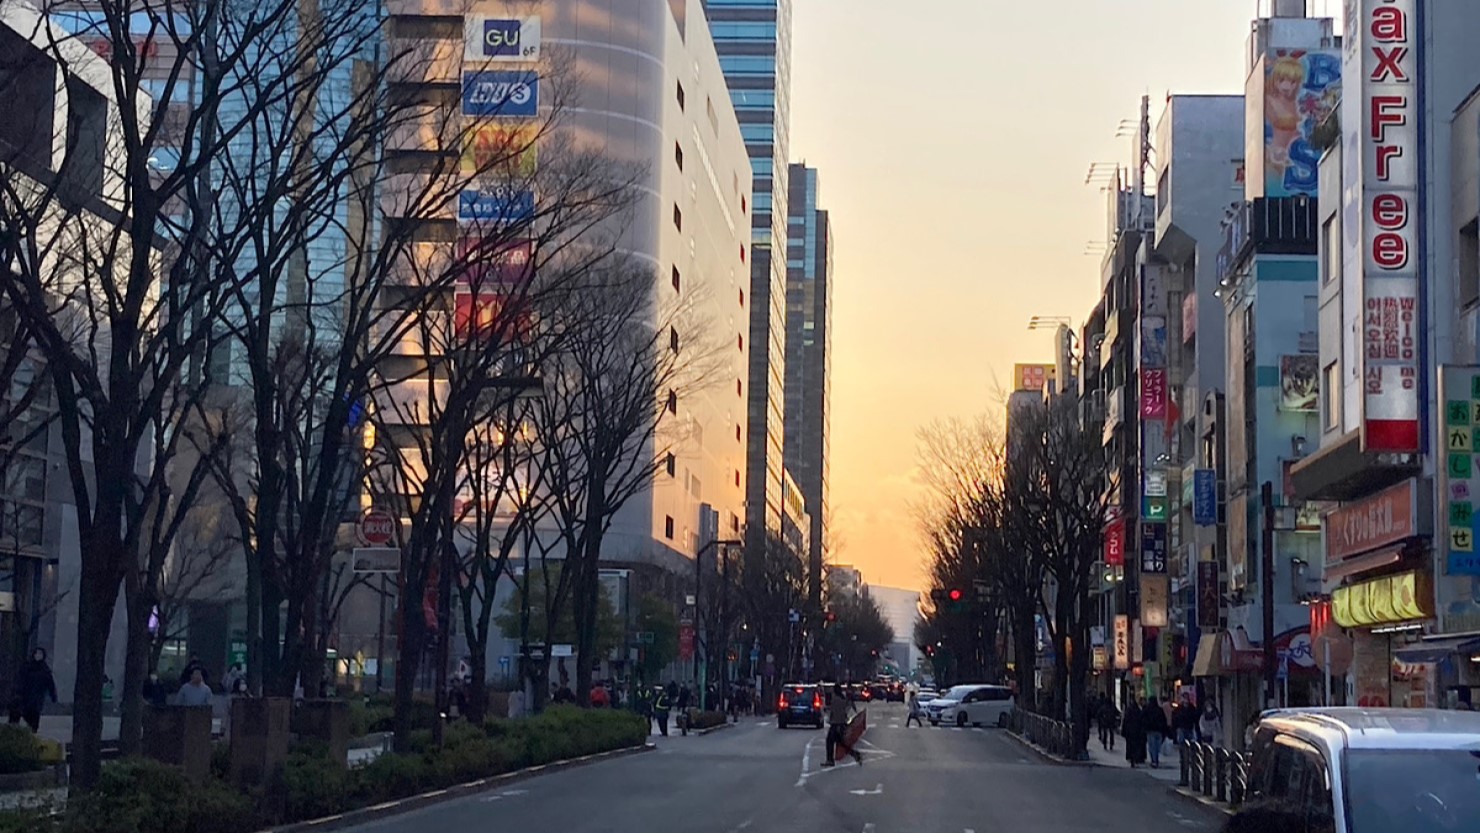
[926,684,1014,728]
[777,683,824,729]
[1247,708,1480,833]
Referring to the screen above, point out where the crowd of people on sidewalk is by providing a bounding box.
[1089,691,1223,770]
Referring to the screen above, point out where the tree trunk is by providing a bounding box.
[1011,606,1036,714]
[467,653,487,724]
[70,551,124,792]
[261,579,285,695]
[391,596,426,753]
[1068,619,1093,758]
[118,577,153,757]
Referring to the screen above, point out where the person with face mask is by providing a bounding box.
[16,648,57,733]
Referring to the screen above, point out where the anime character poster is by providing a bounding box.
[1259,49,1341,198]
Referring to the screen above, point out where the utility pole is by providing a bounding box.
[1261,480,1277,709]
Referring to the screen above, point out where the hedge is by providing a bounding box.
[4,706,648,833]
[0,726,44,775]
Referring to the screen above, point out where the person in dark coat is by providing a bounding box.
[16,648,57,733]
[1143,696,1171,768]
[1121,695,1148,768]
[1096,696,1120,751]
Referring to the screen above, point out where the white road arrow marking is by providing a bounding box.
[848,784,884,796]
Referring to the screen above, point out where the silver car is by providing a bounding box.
[1249,708,1480,833]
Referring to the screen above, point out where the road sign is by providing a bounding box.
[351,547,401,574]
[685,594,697,606]
[358,508,397,546]
[551,644,573,658]
[498,656,511,669]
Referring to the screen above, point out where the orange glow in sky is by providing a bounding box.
[787,0,1299,591]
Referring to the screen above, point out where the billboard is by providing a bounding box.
[1345,0,1421,453]
[461,124,538,178]
[1193,469,1218,527]
[1104,516,1126,567]
[464,16,542,62]
[1197,561,1221,628]
[462,71,540,118]
[457,187,535,224]
[1279,355,1320,412]
[453,293,532,343]
[1013,363,1055,393]
[455,237,535,288]
[1440,369,1480,576]
[1140,369,1168,419]
[1140,522,1168,574]
[1113,615,1130,670]
[1141,574,1170,629]
[1248,49,1341,198]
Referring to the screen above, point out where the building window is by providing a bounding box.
[1324,361,1340,431]
[672,266,681,292]
[664,516,675,539]
[1461,218,1479,307]
[735,471,741,488]
[1323,215,1342,286]
[670,327,680,354]
[737,334,744,352]
[736,379,742,397]
[706,96,718,134]
[739,289,745,307]
[675,141,684,171]
[673,205,682,231]
[740,244,746,263]
[735,424,741,442]
[665,453,676,476]
[741,195,748,214]
[676,80,685,111]
[667,390,678,414]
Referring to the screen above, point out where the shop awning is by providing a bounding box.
[1324,546,1404,582]
[1332,570,1432,628]
[1393,636,1480,664]
[1191,634,1220,677]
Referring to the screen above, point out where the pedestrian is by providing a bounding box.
[1174,694,1200,750]
[654,684,673,736]
[143,671,169,708]
[15,648,57,733]
[180,654,208,689]
[1121,696,1147,768]
[591,682,610,708]
[636,685,653,729]
[823,683,863,767]
[448,677,468,719]
[176,667,214,707]
[1096,695,1120,751]
[905,688,925,727]
[1143,695,1170,769]
[1198,700,1223,745]
[221,663,244,695]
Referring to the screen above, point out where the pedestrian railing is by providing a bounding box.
[1008,709,1077,760]
[1179,740,1251,808]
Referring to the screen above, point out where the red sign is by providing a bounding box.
[454,293,531,343]
[455,238,534,288]
[678,624,695,661]
[1323,478,1417,561]
[1140,369,1168,419]
[358,508,397,546]
[1103,517,1126,567]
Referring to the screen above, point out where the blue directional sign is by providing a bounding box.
[457,188,535,223]
[461,71,539,117]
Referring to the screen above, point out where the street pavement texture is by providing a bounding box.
[341,704,1223,833]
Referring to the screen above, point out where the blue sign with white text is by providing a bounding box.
[1193,469,1217,527]
[458,188,535,223]
[462,71,539,118]
[482,20,526,57]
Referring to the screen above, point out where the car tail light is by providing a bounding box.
[813,693,822,709]
[778,695,788,709]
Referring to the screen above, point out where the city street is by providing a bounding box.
[344,704,1223,833]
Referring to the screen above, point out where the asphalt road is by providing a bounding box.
[344,703,1225,833]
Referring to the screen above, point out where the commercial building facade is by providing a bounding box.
[702,0,792,568]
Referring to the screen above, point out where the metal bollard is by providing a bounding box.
[1201,744,1215,795]
[1230,753,1249,807]
[1179,739,1191,786]
[1214,748,1230,803]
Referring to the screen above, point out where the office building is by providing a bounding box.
[784,163,831,614]
[702,0,792,568]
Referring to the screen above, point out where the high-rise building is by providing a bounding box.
[784,164,830,613]
[702,0,792,565]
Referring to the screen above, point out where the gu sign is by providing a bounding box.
[464,17,542,62]
[1346,0,1421,452]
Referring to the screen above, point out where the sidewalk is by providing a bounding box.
[1082,737,1182,784]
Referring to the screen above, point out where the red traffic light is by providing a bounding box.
[948,589,964,602]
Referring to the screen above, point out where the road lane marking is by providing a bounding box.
[848,784,884,796]
[723,820,753,833]
[862,825,876,833]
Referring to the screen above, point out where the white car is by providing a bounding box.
[926,684,1014,728]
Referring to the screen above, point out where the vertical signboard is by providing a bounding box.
[1346,0,1421,453]
[1197,561,1221,628]
[1113,615,1130,670]
[1104,516,1126,567]
[1440,368,1480,576]
[1247,49,1342,198]
[1141,575,1170,629]
[1141,522,1168,574]
[1140,369,1168,419]
[1193,469,1218,527]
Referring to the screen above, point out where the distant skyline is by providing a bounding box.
[786,0,1326,590]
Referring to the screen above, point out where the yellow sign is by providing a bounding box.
[1013,363,1056,393]
[461,124,537,178]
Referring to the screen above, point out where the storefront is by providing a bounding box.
[1332,569,1436,707]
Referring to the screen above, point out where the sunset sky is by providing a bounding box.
[786,0,1344,591]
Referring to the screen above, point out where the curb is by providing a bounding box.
[261,742,655,833]
[1004,731,1095,767]
[694,721,735,736]
[1167,785,1235,817]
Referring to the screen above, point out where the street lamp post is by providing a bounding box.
[695,537,741,711]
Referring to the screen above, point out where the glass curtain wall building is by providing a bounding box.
[702,0,792,563]
[785,164,830,615]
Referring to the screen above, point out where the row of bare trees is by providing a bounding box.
[915,395,1114,758]
[0,0,715,788]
